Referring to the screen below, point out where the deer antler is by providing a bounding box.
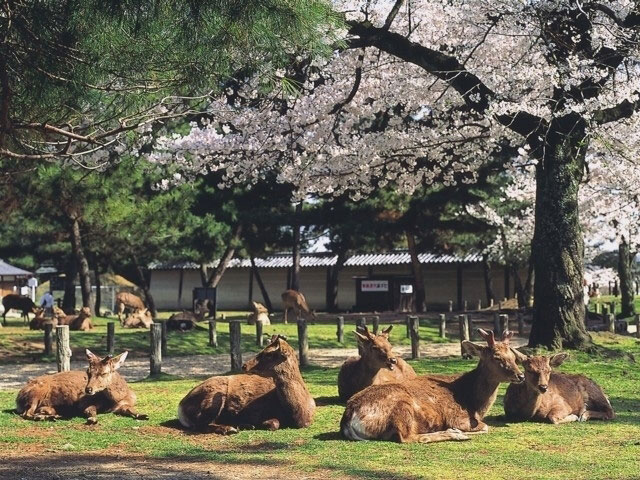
[477,328,496,347]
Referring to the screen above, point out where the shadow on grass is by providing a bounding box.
[314,395,343,407]
[313,431,343,441]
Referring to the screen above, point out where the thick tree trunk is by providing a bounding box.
[206,223,242,288]
[132,255,157,318]
[326,250,348,313]
[529,114,590,349]
[70,218,93,314]
[250,254,273,312]
[62,258,77,313]
[619,236,635,318]
[406,230,426,313]
[482,254,495,305]
[291,202,303,291]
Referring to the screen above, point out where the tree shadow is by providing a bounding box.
[314,395,343,406]
[313,431,343,441]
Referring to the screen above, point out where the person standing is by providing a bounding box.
[40,291,54,318]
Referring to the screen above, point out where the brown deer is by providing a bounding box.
[504,353,615,423]
[57,306,93,331]
[122,308,154,328]
[29,309,58,330]
[177,335,315,434]
[340,329,525,443]
[115,292,146,325]
[281,289,316,324]
[247,301,270,325]
[338,325,416,401]
[16,349,147,425]
[2,294,37,325]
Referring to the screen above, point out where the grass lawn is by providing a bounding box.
[0,312,447,363]
[590,295,640,317]
[1,333,639,479]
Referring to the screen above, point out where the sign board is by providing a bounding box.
[400,284,414,294]
[361,280,389,292]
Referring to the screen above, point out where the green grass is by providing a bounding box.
[1,333,639,479]
[589,295,640,317]
[0,312,447,363]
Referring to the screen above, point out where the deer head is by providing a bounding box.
[354,325,398,370]
[79,306,91,318]
[520,353,569,393]
[462,329,525,383]
[241,335,296,373]
[85,349,128,395]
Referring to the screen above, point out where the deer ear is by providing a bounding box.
[549,352,569,367]
[86,349,98,362]
[511,348,528,364]
[461,341,484,357]
[381,325,393,336]
[112,351,128,370]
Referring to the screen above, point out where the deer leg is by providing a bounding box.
[548,409,579,424]
[580,410,614,421]
[206,423,239,435]
[29,406,60,421]
[260,418,281,431]
[283,308,288,324]
[112,403,148,420]
[404,429,470,443]
[84,405,99,425]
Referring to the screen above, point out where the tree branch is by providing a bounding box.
[383,0,405,30]
[592,97,640,125]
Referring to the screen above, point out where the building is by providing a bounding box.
[0,259,33,298]
[149,251,513,312]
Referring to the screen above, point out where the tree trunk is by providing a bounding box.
[511,262,527,307]
[523,254,535,308]
[62,258,77,313]
[291,202,303,291]
[326,250,348,313]
[132,255,157,318]
[70,218,93,314]
[94,267,102,317]
[206,223,243,288]
[619,236,635,318]
[406,230,426,313]
[199,263,209,287]
[482,254,495,305]
[528,114,590,349]
[250,254,273,312]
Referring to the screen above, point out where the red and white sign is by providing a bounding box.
[361,280,389,292]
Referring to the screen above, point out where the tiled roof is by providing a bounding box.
[149,251,481,270]
[0,259,32,276]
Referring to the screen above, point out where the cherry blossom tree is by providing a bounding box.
[150,1,640,349]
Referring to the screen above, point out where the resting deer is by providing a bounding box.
[338,325,416,401]
[122,308,153,329]
[177,335,315,434]
[16,349,147,425]
[281,289,316,324]
[504,353,615,424]
[340,329,525,443]
[247,301,270,325]
[116,292,146,325]
[29,309,58,330]
[58,306,93,331]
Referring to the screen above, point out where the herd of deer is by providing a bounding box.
[14,307,615,443]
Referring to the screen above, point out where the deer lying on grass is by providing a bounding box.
[177,335,315,434]
[58,307,93,331]
[116,292,146,325]
[29,309,57,330]
[504,353,615,424]
[338,325,416,401]
[122,308,154,328]
[166,309,206,331]
[247,301,270,325]
[16,349,147,425]
[281,289,316,324]
[340,329,525,443]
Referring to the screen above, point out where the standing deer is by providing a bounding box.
[504,353,615,423]
[2,294,37,325]
[340,329,525,443]
[115,292,146,325]
[338,325,416,401]
[177,335,315,434]
[16,349,147,424]
[281,289,316,324]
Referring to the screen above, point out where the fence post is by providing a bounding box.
[336,316,344,343]
[493,312,500,333]
[256,320,264,347]
[106,322,115,355]
[439,313,446,339]
[489,298,494,308]
[408,315,420,359]
[636,314,640,339]
[44,323,53,355]
[405,316,411,339]
[448,300,453,312]
[607,313,616,334]
[371,315,380,334]
[601,305,609,319]
[150,323,162,376]
[477,299,482,310]
[297,320,309,367]
[208,319,218,347]
[229,321,242,372]
[463,300,468,312]
[56,325,71,372]
[517,312,525,336]
[499,314,509,336]
[356,317,366,330]
[609,301,616,317]
[160,320,167,357]
[458,314,470,358]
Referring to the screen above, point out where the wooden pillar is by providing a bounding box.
[256,320,264,347]
[493,312,500,333]
[607,314,615,334]
[458,314,470,358]
[477,299,482,310]
[456,265,463,311]
[297,320,309,367]
[439,314,446,339]
[150,323,162,376]
[499,314,509,336]
[208,320,218,347]
[106,322,115,355]
[56,325,71,372]
[248,267,254,305]
[408,315,420,359]
[336,316,344,343]
[229,321,242,372]
[160,320,167,357]
[371,315,380,334]
[177,269,184,310]
[44,323,53,355]
[448,300,453,312]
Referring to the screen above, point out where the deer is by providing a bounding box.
[16,349,148,425]
[338,325,416,401]
[504,353,615,424]
[29,308,58,330]
[281,289,316,324]
[177,335,315,434]
[122,308,154,328]
[115,292,146,325]
[2,294,37,325]
[340,329,525,443]
[247,301,270,325]
[58,306,93,331]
